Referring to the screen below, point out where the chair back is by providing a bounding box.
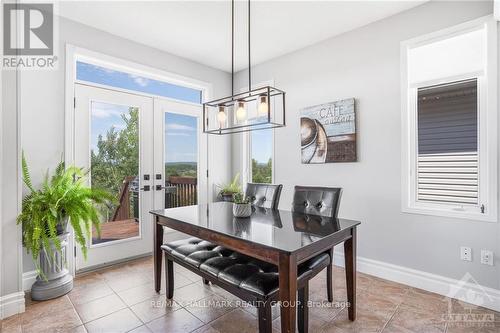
[292,186,342,218]
[245,183,283,210]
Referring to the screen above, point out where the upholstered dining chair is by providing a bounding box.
[292,185,343,302]
[245,182,283,210]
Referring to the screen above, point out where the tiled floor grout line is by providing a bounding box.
[379,287,411,333]
[379,302,402,333]
[65,293,86,330]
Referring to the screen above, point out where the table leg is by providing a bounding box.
[279,253,297,333]
[154,217,164,293]
[344,227,357,321]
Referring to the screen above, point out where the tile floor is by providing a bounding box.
[1,256,499,333]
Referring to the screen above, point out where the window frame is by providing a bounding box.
[401,16,497,222]
[239,80,276,186]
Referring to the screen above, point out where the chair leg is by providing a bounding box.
[327,247,334,302]
[298,283,309,333]
[257,300,272,333]
[165,257,174,299]
[203,278,210,285]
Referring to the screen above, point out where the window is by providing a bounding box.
[250,129,273,183]
[401,18,497,221]
[76,61,202,104]
[417,79,478,205]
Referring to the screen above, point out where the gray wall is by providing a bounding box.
[234,1,500,289]
[19,16,232,273]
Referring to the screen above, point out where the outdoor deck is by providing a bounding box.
[92,219,139,244]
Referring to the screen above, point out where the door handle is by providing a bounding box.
[140,185,150,191]
[156,185,166,191]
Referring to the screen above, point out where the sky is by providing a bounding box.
[80,61,271,164]
[80,61,199,163]
[251,129,272,164]
[164,112,197,163]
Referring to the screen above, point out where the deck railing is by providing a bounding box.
[111,176,136,222]
[165,176,198,208]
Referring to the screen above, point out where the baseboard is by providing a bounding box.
[333,252,500,312]
[22,270,38,291]
[0,292,25,319]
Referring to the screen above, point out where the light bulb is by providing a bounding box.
[258,95,268,116]
[236,101,246,121]
[217,106,227,125]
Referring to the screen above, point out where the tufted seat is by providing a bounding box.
[292,186,342,217]
[246,183,283,210]
[161,237,330,297]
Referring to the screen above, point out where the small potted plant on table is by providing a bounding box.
[232,192,252,218]
[217,173,241,202]
[17,153,114,301]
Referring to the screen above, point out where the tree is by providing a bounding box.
[90,107,139,211]
[251,158,272,183]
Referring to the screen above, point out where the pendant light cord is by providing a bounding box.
[248,0,251,92]
[231,0,234,97]
[230,0,252,97]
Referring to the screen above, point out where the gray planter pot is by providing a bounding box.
[233,203,252,218]
[220,193,235,202]
[31,232,73,301]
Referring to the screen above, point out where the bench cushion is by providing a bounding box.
[162,238,330,297]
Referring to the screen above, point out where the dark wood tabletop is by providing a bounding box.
[151,202,360,333]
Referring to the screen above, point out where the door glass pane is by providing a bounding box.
[90,101,140,244]
[251,129,273,183]
[164,112,198,208]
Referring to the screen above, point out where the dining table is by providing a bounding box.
[151,202,360,333]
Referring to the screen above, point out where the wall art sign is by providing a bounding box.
[300,98,356,163]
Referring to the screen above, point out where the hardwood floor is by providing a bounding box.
[2,256,499,333]
[92,219,140,244]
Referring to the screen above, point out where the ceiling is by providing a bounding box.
[59,1,427,73]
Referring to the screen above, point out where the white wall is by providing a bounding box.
[234,1,500,289]
[1,70,24,316]
[19,16,232,273]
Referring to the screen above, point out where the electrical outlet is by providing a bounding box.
[460,246,472,261]
[481,250,494,266]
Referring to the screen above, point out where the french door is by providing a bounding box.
[73,84,207,271]
[153,99,207,216]
[74,84,154,270]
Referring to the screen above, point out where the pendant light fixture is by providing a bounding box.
[203,0,286,135]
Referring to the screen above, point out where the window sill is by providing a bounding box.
[402,205,497,223]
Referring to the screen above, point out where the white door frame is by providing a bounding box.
[65,45,213,275]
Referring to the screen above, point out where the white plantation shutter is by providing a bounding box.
[416,79,479,206]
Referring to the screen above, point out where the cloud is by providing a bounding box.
[166,132,189,137]
[165,123,195,131]
[111,124,126,130]
[128,74,150,87]
[91,108,124,119]
[91,102,128,119]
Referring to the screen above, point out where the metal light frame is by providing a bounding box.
[202,0,286,135]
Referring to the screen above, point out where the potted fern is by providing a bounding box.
[217,173,242,202]
[17,153,114,300]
